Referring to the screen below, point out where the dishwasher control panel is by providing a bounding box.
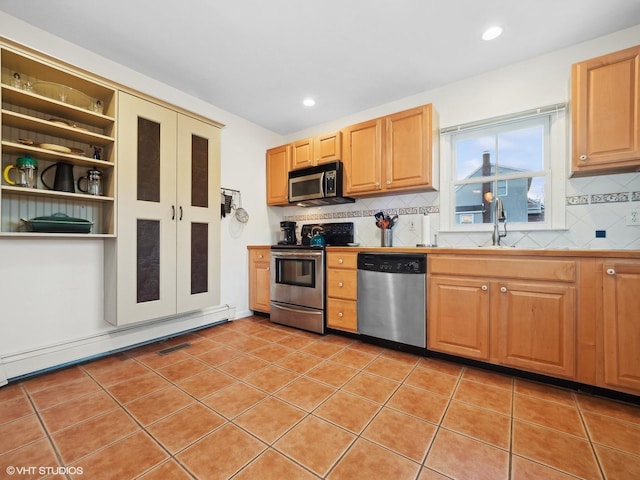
[357,253,426,274]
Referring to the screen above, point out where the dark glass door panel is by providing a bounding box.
[191,135,209,208]
[137,219,160,303]
[191,222,209,294]
[137,117,161,202]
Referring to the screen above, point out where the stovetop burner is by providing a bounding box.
[271,222,354,250]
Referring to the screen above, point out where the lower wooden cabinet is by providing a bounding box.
[601,260,640,394]
[248,246,271,314]
[428,254,578,380]
[326,251,358,332]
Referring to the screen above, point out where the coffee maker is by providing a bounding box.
[278,221,297,245]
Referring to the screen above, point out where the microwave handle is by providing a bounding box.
[321,171,326,192]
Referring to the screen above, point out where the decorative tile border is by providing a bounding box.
[591,192,629,204]
[566,195,589,205]
[284,205,439,222]
[567,191,638,206]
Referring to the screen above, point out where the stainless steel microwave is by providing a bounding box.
[288,161,355,207]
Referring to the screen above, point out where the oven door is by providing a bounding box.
[270,249,324,310]
[289,171,325,203]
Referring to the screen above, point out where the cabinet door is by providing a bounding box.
[428,276,490,360]
[291,137,314,170]
[116,92,178,323]
[384,105,434,191]
[492,281,576,379]
[602,262,640,392]
[315,131,342,164]
[175,114,221,313]
[572,46,640,175]
[249,248,271,313]
[342,119,382,195]
[266,144,290,205]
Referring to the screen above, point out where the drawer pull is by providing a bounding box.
[338,282,344,287]
[481,285,488,291]
[606,268,616,276]
[338,312,343,317]
[258,254,263,259]
[338,258,344,264]
[500,286,507,293]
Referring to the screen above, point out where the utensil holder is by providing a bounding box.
[381,229,393,247]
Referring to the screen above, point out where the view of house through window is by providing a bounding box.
[452,117,548,226]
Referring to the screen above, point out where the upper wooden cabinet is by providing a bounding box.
[571,45,640,176]
[343,104,439,196]
[266,144,290,206]
[291,131,341,170]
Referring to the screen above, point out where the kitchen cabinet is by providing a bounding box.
[600,259,640,394]
[248,246,271,314]
[326,251,358,332]
[105,92,221,325]
[571,45,640,176]
[290,131,341,170]
[1,42,116,235]
[266,144,290,206]
[428,254,578,379]
[342,104,439,196]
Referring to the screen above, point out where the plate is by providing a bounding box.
[47,118,88,131]
[32,81,93,110]
[39,143,72,154]
[347,242,360,247]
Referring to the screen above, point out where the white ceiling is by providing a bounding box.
[2,0,640,135]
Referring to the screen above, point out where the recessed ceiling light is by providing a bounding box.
[303,98,316,107]
[482,26,503,41]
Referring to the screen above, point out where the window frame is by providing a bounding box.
[439,105,567,233]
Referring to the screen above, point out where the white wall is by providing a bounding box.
[0,12,283,382]
[274,24,640,250]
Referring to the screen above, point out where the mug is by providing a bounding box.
[3,156,38,188]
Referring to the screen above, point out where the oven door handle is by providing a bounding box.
[271,302,324,315]
[271,251,323,259]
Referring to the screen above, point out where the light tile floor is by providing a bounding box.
[1,315,640,479]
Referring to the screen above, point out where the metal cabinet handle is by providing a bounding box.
[606,268,616,276]
[481,285,488,291]
[171,205,175,220]
[579,154,587,161]
[179,206,183,221]
[500,286,507,293]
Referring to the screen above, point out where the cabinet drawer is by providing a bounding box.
[327,252,358,269]
[326,298,357,332]
[327,269,357,300]
[250,247,271,263]
[429,255,577,282]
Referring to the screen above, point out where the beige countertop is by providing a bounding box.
[249,244,640,258]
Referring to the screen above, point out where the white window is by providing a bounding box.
[440,105,567,232]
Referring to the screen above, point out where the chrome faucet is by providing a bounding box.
[492,197,507,246]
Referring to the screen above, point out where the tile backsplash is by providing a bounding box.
[278,172,640,250]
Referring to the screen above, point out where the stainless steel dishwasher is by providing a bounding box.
[357,252,427,348]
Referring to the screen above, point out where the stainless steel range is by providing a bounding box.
[270,222,354,334]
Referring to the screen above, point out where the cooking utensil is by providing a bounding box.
[233,191,249,223]
[21,213,93,233]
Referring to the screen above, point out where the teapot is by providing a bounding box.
[310,226,326,246]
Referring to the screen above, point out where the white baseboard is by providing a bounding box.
[0,304,235,386]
